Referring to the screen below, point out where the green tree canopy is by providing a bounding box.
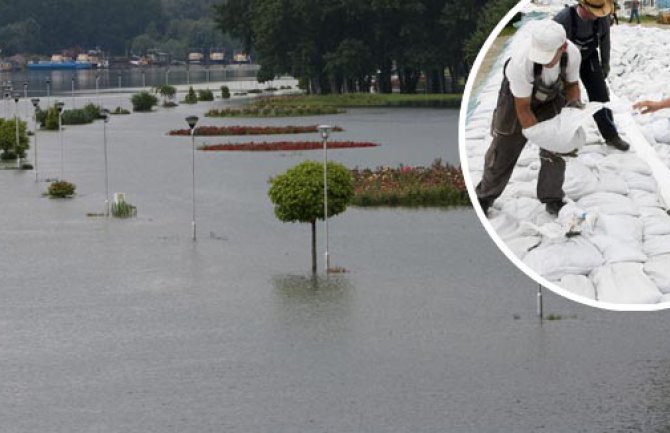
[268,160,353,272]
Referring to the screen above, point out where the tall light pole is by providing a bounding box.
[71,76,76,108]
[102,109,110,216]
[95,74,100,103]
[45,78,51,106]
[117,72,122,89]
[23,82,28,119]
[318,124,333,273]
[13,93,21,168]
[55,101,65,179]
[142,68,146,89]
[186,115,199,241]
[31,98,40,181]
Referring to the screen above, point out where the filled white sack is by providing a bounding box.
[577,192,640,216]
[643,254,670,294]
[506,236,542,260]
[643,234,670,257]
[523,237,605,281]
[585,214,647,264]
[558,274,597,300]
[521,104,603,154]
[652,118,670,144]
[592,262,663,304]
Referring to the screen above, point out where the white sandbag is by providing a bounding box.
[652,118,670,144]
[523,237,605,281]
[642,211,670,236]
[585,214,646,264]
[628,189,661,208]
[599,154,652,175]
[592,262,663,304]
[506,236,542,260]
[643,234,670,257]
[510,165,537,183]
[577,192,640,216]
[499,197,545,222]
[558,274,597,300]
[563,160,599,199]
[622,171,657,193]
[643,254,670,294]
[521,105,602,154]
[596,172,630,196]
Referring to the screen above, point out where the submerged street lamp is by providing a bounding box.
[102,109,111,216]
[71,76,76,108]
[318,124,333,273]
[31,97,40,181]
[186,115,199,241]
[13,93,21,168]
[45,78,51,106]
[55,101,65,179]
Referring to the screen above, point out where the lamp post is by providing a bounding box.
[117,72,122,89]
[165,68,170,86]
[95,73,100,102]
[71,76,76,108]
[186,115,199,241]
[102,109,110,216]
[142,68,146,89]
[45,78,51,106]
[31,98,40,181]
[23,82,28,119]
[13,93,21,168]
[318,124,333,273]
[55,101,64,179]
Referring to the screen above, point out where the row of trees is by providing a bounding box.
[0,0,239,57]
[214,0,517,94]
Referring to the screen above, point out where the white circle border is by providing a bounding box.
[457,0,670,312]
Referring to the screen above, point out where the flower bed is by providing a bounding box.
[205,105,344,118]
[199,141,378,152]
[351,159,469,207]
[168,125,344,136]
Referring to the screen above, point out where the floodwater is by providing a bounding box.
[0,64,262,97]
[1,96,670,432]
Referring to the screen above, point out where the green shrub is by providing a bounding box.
[221,85,230,99]
[131,91,158,112]
[83,103,104,119]
[112,107,131,115]
[62,108,94,125]
[183,86,198,104]
[163,101,178,108]
[0,117,29,158]
[112,200,137,218]
[154,84,177,102]
[197,89,214,101]
[48,180,76,198]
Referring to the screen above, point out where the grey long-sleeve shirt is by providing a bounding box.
[554,6,610,66]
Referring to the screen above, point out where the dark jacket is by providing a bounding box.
[554,5,611,66]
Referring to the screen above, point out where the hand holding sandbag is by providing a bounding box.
[522,103,604,154]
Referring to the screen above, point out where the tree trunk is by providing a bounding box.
[311,220,317,274]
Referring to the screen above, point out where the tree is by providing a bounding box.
[268,160,354,273]
[131,91,159,112]
[0,118,29,160]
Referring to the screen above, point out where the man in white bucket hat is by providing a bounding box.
[476,20,582,217]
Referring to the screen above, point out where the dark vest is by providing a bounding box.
[531,52,569,104]
[568,6,601,59]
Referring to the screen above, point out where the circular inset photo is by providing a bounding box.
[460,0,670,310]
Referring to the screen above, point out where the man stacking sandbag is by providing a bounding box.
[554,0,631,152]
[476,20,582,217]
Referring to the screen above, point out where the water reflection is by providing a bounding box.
[272,274,355,340]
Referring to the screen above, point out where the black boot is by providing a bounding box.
[545,200,566,216]
[606,136,630,151]
[478,197,493,217]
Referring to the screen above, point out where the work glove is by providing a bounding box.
[602,63,610,79]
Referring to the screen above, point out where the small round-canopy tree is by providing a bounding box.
[0,117,29,160]
[269,160,354,273]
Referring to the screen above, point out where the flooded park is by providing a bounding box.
[2,84,670,431]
